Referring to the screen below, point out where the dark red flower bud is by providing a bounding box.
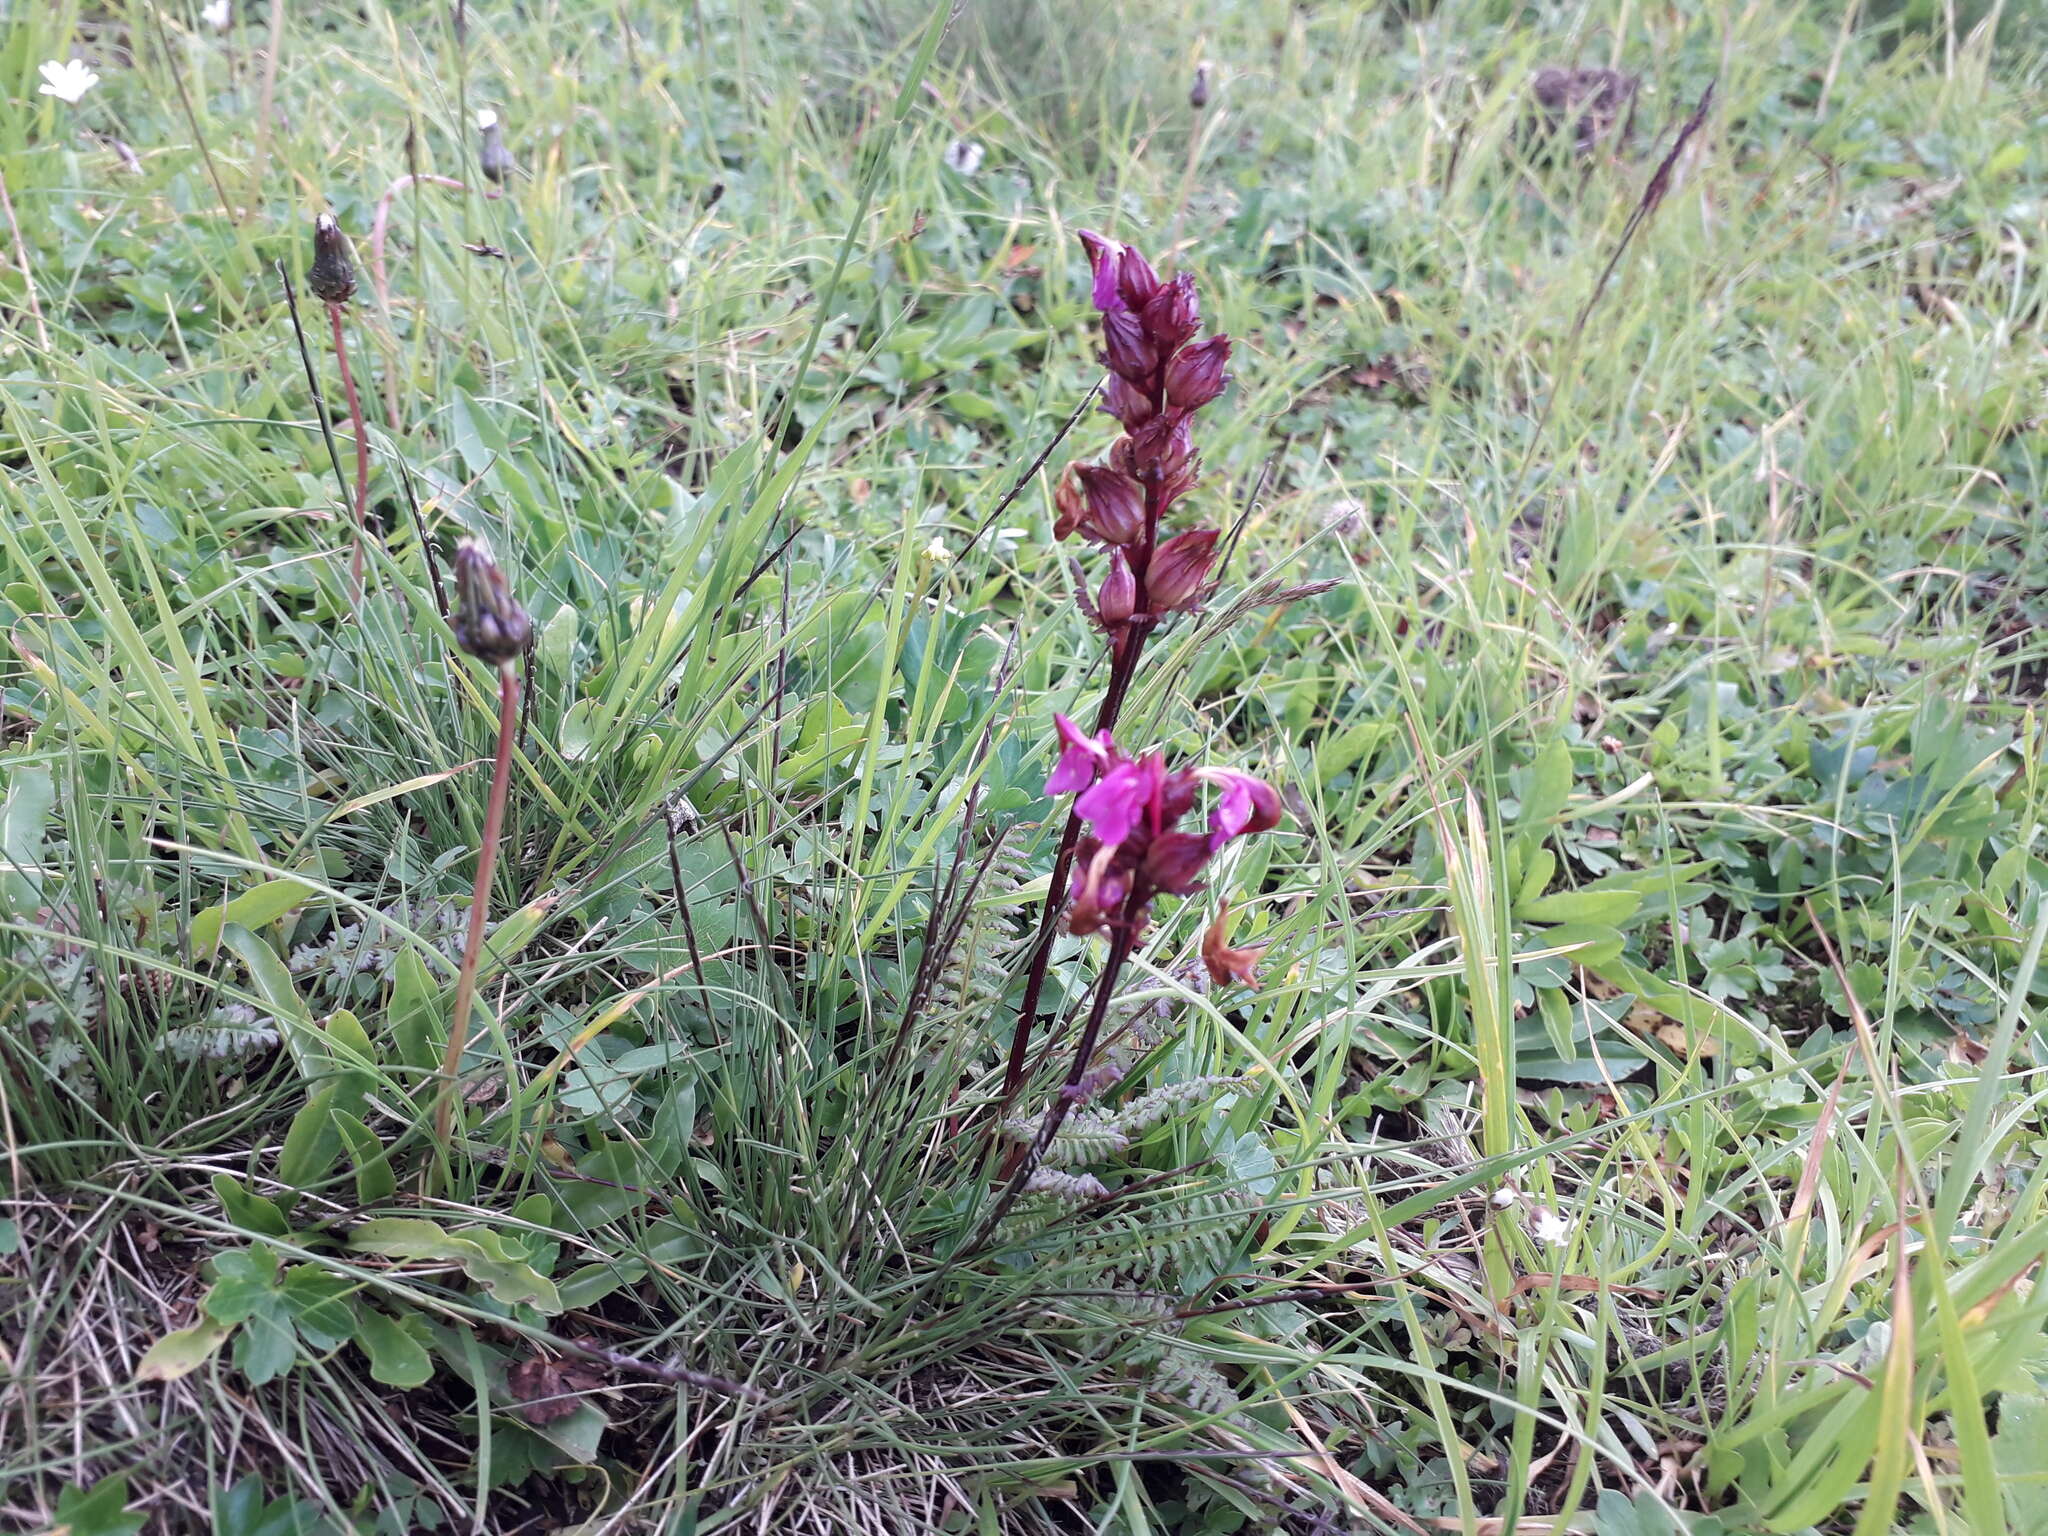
[1190,62,1213,110]
[1143,831,1212,895]
[1097,548,1136,626]
[1165,334,1230,410]
[1074,465,1144,545]
[1118,245,1162,309]
[1053,465,1087,540]
[1127,411,1193,479]
[1107,437,1137,477]
[451,540,533,665]
[1101,307,1157,381]
[1142,273,1200,349]
[1148,528,1219,612]
[1101,373,1157,429]
[309,213,356,304]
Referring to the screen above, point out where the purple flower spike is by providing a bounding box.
[1077,229,1126,313]
[1047,713,1112,796]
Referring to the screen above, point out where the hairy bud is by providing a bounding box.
[308,213,356,304]
[1147,528,1220,612]
[451,540,533,666]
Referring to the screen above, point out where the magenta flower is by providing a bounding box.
[1045,721,1282,937]
[1046,713,1112,796]
[1075,755,1158,848]
[1197,767,1284,847]
[1078,229,1125,312]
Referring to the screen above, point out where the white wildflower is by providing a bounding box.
[943,139,985,176]
[1490,1185,1519,1209]
[1529,1205,1571,1247]
[201,0,231,29]
[38,59,101,105]
[924,536,951,563]
[476,108,499,131]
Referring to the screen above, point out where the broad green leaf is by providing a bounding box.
[212,1174,290,1238]
[49,1474,146,1536]
[354,1307,434,1389]
[333,1110,396,1205]
[1518,736,1574,834]
[0,763,55,915]
[347,1218,562,1312]
[1516,887,1643,926]
[187,877,318,956]
[280,1265,356,1350]
[133,1318,233,1382]
[275,1084,348,1203]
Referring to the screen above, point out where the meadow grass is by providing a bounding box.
[3,1,2048,1532]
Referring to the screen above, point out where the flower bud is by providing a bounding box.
[1141,272,1200,350]
[1053,464,1087,540]
[1100,374,1156,429]
[1117,245,1162,310]
[1077,229,1125,313]
[1142,830,1212,895]
[1074,465,1144,545]
[1165,334,1230,410]
[477,108,516,184]
[1147,527,1219,612]
[1127,411,1193,479]
[452,540,533,666]
[1097,548,1136,626]
[1101,307,1156,381]
[308,213,356,304]
[1190,61,1212,110]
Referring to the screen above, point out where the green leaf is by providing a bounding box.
[346,1218,563,1313]
[1522,921,1626,967]
[280,1266,356,1350]
[212,1174,290,1238]
[354,1307,434,1389]
[187,877,318,956]
[333,1110,396,1205]
[220,922,316,1072]
[1516,887,1643,926]
[0,764,55,915]
[232,1307,300,1386]
[133,1317,233,1382]
[203,1247,283,1323]
[49,1474,146,1536]
[1996,1395,2048,1531]
[275,1085,345,1199]
[389,946,440,1072]
[1519,737,1573,832]
[557,1260,645,1310]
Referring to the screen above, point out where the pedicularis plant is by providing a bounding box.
[994,233,1281,1190]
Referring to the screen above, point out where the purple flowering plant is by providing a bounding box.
[989,233,1283,1197]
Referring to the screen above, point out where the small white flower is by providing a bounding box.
[924,536,952,563]
[38,59,101,105]
[1490,1186,1519,1209]
[943,139,984,176]
[476,108,499,131]
[1529,1206,1571,1248]
[201,0,231,29]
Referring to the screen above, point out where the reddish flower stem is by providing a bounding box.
[327,300,370,598]
[432,661,520,1158]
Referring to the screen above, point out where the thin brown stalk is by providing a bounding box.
[0,169,49,351]
[327,301,371,596]
[432,662,521,1160]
